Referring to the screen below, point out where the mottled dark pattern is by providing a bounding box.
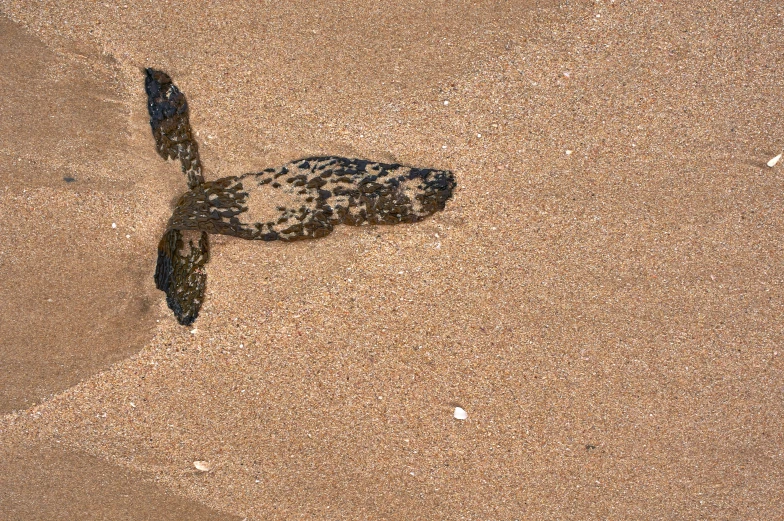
[146,69,455,325]
[169,157,455,242]
[154,229,209,326]
[144,69,203,189]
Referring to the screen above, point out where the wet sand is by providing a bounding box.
[0,440,241,521]
[1,1,783,519]
[0,14,163,414]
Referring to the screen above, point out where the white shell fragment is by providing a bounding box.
[193,461,211,472]
[767,153,781,168]
[454,407,468,420]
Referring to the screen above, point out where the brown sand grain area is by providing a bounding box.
[1,1,783,519]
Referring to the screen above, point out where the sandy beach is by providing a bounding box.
[1,1,783,519]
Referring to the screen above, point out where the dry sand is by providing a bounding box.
[1,0,783,519]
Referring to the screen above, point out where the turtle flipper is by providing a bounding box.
[154,228,210,325]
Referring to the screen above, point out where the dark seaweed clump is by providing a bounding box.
[147,68,455,325]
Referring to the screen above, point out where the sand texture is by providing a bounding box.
[1,0,783,519]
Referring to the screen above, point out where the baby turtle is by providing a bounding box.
[146,69,456,325]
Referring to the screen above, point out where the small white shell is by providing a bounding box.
[454,407,468,420]
[767,153,781,168]
[193,461,210,472]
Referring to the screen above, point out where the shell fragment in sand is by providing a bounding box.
[454,407,468,420]
[193,461,211,472]
[767,153,782,168]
